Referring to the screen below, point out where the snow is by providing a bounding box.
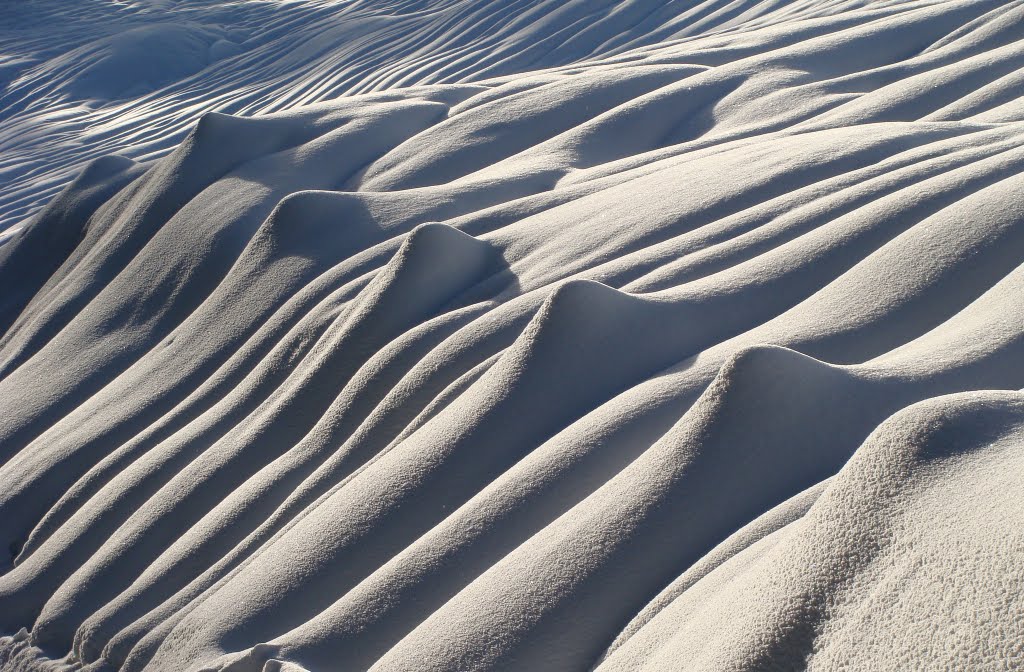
[1,0,1024,671]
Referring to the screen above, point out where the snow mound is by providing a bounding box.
[2,0,1024,671]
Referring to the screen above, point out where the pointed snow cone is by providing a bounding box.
[71,155,140,191]
[345,222,501,337]
[185,112,291,166]
[154,112,294,208]
[488,280,666,417]
[131,110,323,230]
[307,221,504,376]
[252,190,385,269]
[687,345,869,492]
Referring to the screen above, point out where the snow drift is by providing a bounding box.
[2,0,1024,670]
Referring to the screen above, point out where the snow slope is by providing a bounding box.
[2,0,1024,670]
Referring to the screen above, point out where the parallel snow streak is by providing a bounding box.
[2,0,1024,671]
[0,0,897,234]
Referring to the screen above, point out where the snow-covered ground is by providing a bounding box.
[2,0,1023,670]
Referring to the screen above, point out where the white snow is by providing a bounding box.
[1,0,1023,671]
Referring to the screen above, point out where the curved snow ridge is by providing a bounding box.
[3,0,1024,670]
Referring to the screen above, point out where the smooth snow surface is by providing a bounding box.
[2,0,1024,670]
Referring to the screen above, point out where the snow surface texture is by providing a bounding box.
[2,0,1024,670]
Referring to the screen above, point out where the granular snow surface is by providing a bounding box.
[1,1,1023,671]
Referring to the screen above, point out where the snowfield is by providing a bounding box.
[2,0,1023,670]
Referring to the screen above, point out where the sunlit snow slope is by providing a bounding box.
[2,0,1024,671]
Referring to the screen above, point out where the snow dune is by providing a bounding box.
[2,0,1024,670]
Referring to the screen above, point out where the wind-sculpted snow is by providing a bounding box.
[2,0,1024,670]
